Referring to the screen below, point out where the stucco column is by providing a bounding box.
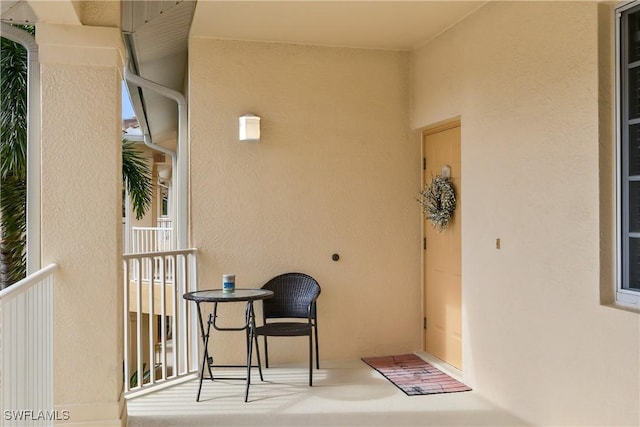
[38,23,126,427]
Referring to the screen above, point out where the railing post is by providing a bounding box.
[189,251,199,372]
[123,259,130,393]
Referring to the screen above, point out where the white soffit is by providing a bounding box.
[0,0,80,25]
[190,1,486,51]
[1,0,37,23]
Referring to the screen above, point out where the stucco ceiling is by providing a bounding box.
[123,1,488,149]
[1,0,488,151]
[191,1,486,51]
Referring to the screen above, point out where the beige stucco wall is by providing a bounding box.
[39,23,125,427]
[412,2,639,426]
[189,39,421,363]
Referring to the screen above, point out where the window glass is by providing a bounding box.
[628,124,640,175]
[629,11,640,63]
[628,67,640,120]
[628,238,640,290]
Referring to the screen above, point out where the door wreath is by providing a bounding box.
[418,175,457,232]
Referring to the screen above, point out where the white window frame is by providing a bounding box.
[616,0,640,306]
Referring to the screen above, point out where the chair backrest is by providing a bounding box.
[261,273,321,320]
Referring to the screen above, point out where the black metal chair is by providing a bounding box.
[254,272,321,386]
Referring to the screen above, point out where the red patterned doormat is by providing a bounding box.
[361,354,472,396]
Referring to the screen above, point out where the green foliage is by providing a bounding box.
[0,26,33,289]
[0,175,26,288]
[122,139,153,221]
[128,362,162,388]
[0,26,33,179]
[129,363,149,388]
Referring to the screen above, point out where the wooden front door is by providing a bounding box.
[422,122,462,370]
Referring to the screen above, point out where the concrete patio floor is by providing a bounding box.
[126,356,528,427]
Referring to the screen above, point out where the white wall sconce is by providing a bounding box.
[239,113,260,142]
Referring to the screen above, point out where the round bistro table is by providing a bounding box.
[183,289,274,402]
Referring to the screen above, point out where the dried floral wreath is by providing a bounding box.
[418,175,457,233]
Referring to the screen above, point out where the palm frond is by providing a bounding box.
[122,139,153,220]
[0,26,32,179]
[0,174,26,289]
[0,26,32,288]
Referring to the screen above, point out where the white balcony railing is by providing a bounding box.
[123,249,198,397]
[131,226,173,253]
[131,226,175,283]
[156,217,172,229]
[0,263,58,427]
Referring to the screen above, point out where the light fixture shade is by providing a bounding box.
[239,114,260,142]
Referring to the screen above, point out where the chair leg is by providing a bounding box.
[308,334,313,386]
[314,324,320,369]
[263,336,269,368]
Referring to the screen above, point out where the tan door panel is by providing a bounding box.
[423,123,462,370]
